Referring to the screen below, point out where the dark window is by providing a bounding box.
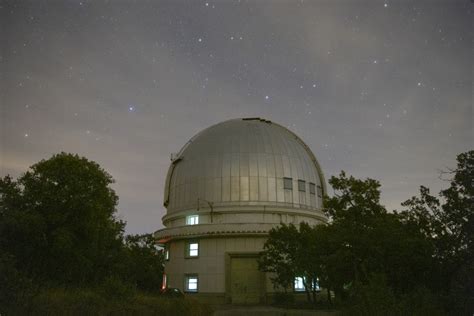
[317,185,322,198]
[298,180,306,192]
[283,177,293,190]
[309,183,316,195]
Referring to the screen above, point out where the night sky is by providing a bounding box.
[2,1,472,234]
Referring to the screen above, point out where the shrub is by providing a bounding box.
[8,287,213,316]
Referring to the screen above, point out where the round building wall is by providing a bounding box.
[155,118,327,304]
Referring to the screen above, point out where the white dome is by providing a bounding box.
[163,118,326,215]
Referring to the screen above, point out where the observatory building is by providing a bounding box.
[154,118,327,304]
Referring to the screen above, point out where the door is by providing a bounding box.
[230,257,262,304]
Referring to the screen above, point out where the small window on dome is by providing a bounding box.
[298,180,306,192]
[317,185,322,198]
[186,215,199,225]
[283,177,293,190]
[309,183,316,195]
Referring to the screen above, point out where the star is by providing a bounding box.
[384,3,388,8]
[205,2,209,6]
[24,133,29,138]
[312,84,316,88]
[198,38,202,42]
[417,82,422,86]
[265,95,269,100]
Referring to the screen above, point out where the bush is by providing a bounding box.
[6,287,212,316]
[343,274,445,316]
[344,275,397,316]
[272,292,295,306]
[398,287,443,316]
[0,253,37,312]
[98,275,137,300]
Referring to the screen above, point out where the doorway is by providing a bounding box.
[229,255,263,304]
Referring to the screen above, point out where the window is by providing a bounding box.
[283,177,293,190]
[317,185,322,198]
[313,278,320,291]
[294,276,320,292]
[309,182,316,195]
[185,274,198,292]
[164,244,170,261]
[298,180,306,192]
[186,215,199,225]
[186,241,199,258]
[294,277,305,292]
[161,274,167,290]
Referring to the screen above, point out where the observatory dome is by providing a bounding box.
[156,118,327,303]
[163,118,326,216]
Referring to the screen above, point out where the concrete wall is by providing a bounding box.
[165,236,267,294]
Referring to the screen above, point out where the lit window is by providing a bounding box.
[309,183,316,195]
[164,245,170,261]
[186,241,199,257]
[294,276,320,292]
[298,180,306,192]
[313,278,320,291]
[317,185,322,198]
[294,276,305,292]
[185,275,198,292]
[283,177,293,190]
[186,215,199,225]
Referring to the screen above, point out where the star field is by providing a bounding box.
[1,0,472,234]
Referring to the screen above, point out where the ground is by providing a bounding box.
[212,305,340,316]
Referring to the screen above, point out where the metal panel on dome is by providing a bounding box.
[163,118,326,213]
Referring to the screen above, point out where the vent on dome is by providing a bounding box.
[242,117,272,123]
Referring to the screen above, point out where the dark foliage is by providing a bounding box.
[0,153,167,314]
[259,151,473,314]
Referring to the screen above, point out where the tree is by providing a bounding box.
[259,171,434,307]
[258,223,300,293]
[122,233,164,292]
[399,150,474,314]
[0,152,125,286]
[259,152,472,313]
[258,222,324,304]
[323,172,434,299]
